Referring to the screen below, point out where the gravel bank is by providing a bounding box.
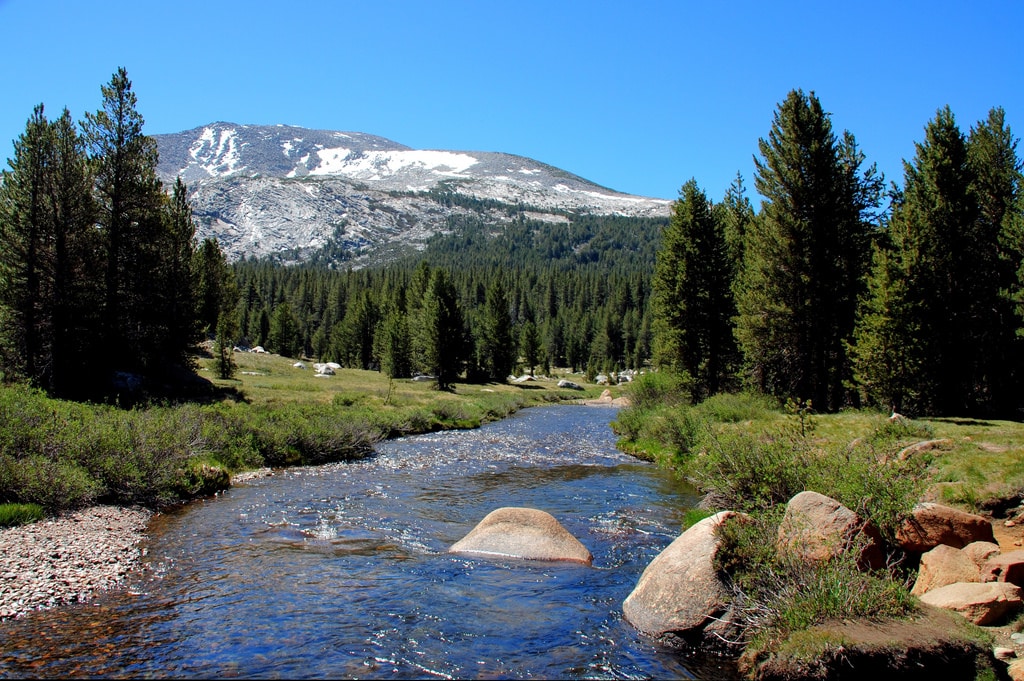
[0,505,152,621]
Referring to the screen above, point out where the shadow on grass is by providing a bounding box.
[929,417,998,427]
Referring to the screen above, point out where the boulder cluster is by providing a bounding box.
[618,494,1010,644]
[453,496,1021,675]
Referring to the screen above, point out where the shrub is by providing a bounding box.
[715,513,918,650]
[625,371,688,411]
[0,455,102,512]
[688,429,813,512]
[694,392,775,424]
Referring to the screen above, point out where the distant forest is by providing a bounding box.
[1,71,1021,417]
[231,213,664,389]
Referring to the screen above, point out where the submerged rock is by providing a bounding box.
[448,507,592,565]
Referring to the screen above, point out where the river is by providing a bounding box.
[0,404,739,679]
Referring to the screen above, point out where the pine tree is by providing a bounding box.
[0,105,53,385]
[157,177,201,369]
[0,106,98,396]
[268,302,300,358]
[653,179,737,400]
[214,307,239,380]
[375,305,412,379]
[195,237,232,337]
[47,109,100,397]
[735,89,881,410]
[520,320,541,376]
[82,68,177,380]
[478,279,515,381]
[418,268,465,389]
[852,107,986,414]
[968,107,1024,410]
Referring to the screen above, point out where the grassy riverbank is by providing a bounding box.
[613,374,1024,673]
[0,351,608,520]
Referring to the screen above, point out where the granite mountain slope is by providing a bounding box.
[153,123,670,264]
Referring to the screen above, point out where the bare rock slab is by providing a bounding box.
[897,502,995,553]
[448,507,592,565]
[911,544,982,596]
[919,581,1023,626]
[622,511,745,645]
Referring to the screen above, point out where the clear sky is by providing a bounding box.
[1,0,1021,202]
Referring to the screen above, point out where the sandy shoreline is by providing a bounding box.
[0,505,152,621]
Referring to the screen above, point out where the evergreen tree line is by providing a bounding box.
[230,229,658,388]
[655,89,1023,417]
[0,69,234,400]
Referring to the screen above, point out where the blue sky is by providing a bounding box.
[1,0,1021,202]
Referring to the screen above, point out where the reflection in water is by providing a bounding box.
[0,404,739,679]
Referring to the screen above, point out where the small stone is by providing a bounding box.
[1011,632,1024,643]
[996,647,1017,660]
[1008,520,1017,528]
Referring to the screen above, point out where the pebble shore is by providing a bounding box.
[0,505,152,621]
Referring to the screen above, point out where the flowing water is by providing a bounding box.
[0,404,739,679]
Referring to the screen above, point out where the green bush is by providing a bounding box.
[694,392,775,424]
[688,429,813,512]
[625,371,688,411]
[0,502,45,527]
[0,455,102,512]
[715,513,918,650]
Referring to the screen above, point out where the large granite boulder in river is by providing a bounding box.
[448,507,593,565]
[622,511,745,647]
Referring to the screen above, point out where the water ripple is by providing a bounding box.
[0,405,735,679]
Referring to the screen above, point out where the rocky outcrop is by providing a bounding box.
[448,507,592,565]
[918,582,1023,626]
[622,511,745,647]
[896,502,995,552]
[776,491,884,570]
[911,544,982,595]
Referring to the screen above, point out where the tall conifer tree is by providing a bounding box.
[735,89,881,410]
[479,279,515,381]
[854,106,1021,415]
[83,68,174,379]
[418,268,464,389]
[653,179,736,400]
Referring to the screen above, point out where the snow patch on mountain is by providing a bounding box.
[309,148,479,180]
[182,126,246,178]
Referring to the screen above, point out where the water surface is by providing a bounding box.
[0,404,738,679]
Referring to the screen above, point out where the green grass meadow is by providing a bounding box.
[0,350,610,520]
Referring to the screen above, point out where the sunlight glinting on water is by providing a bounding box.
[0,405,738,680]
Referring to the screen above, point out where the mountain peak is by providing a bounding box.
[153,123,670,265]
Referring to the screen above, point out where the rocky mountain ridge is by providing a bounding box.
[153,123,670,264]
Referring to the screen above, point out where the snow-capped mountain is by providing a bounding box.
[154,123,670,263]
